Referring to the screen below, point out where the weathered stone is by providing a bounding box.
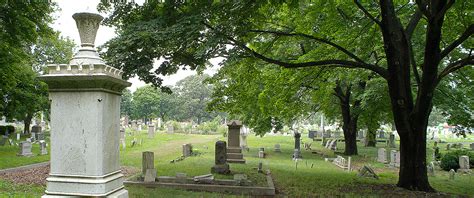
[449,169,455,180]
[211,141,230,174]
[182,144,192,157]
[142,151,155,176]
[176,173,187,184]
[167,125,174,134]
[144,168,157,182]
[227,120,245,163]
[308,130,316,139]
[470,143,474,150]
[377,148,387,163]
[39,140,48,155]
[31,125,42,133]
[18,141,33,156]
[258,151,265,158]
[458,155,471,173]
[258,162,263,173]
[274,144,281,152]
[40,12,130,197]
[148,124,155,138]
[357,165,378,179]
[388,133,396,148]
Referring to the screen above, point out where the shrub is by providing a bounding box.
[440,150,474,171]
[0,125,15,136]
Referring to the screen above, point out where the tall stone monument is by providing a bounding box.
[211,141,230,174]
[226,120,245,163]
[40,12,130,197]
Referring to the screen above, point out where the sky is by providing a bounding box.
[50,0,221,92]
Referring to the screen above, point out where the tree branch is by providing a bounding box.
[435,0,455,21]
[203,22,388,78]
[405,9,422,40]
[440,24,474,60]
[415,0,430,17]
[437,56,474,82]
[354,0,381,26]
[248,29,367,64]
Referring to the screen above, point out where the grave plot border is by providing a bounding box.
[123,170,275,196]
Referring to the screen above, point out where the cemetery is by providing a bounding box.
[0,0,473,197]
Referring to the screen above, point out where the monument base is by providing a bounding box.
[226,147,245,164]
[42,172,128,197]
[211,164,230,174]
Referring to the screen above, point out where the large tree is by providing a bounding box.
[100,0,473,191]
[174,74,214,124]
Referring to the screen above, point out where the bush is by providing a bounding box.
[0,125,15,136]
[440,150,474,171]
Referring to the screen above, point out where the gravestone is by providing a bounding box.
[377,148,387,163]
[167,125,174,134]
[274,144,281,152]
[211,141,230,174]
[308,130,316,139]
[39,140,48,155]
[182,144,192,157]
[357,131,364,139]
[142,151,154,176]
[148,124,155,138]
[378,131,385,139]
[37,133,45,141]
[226,120,245,163]
[449,169,455,180]
[294,132,301,150]
[30,132,36,142]
[16,133,20,141]
[258,151,265,158]
[144,168,156,183]
[258,162,263,173]
[358,165,378,179]
[388,133,396,148]
[39,12,130,198]
[470,143,474,150]
[123,115,129,128]
[458,156,471,173]
[18,141,33,156]
[390,150,397,167]
[240,133,248,150]
[427,162,435,176]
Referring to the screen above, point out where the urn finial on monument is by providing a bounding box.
[69,12,105,65]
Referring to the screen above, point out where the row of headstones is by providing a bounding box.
[446,143,474,150]
[377,148,400,168]
[308,130,391,139]
[18,140,48,156]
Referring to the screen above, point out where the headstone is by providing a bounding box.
[30,132,36,142]
[378,131,385,139]
[274,144,281,152]
[167,125,174,134]
[470,143,474,150]
[39,12,130,197]
[131,120,138,131]
[144,168,156,182]
[148,124,155,138]
[142,151,154,176]
[31,125,42,134]
[211,141,230,174]
[240,134,248,150]
[16,133,20,141]
[182,144,192,157]
[377,148,387,163]
[37,133,45,141]
[293,149,301,160]
[294,132,301,150]
[39,140,48,155]
[18,141,33,156]
[458,155,471,173]
[449,169,455,180]
[308,130,316,139]
[258,151,265,158]
[226,120,245,163]
[357,165,378,179]
[258,162,263,173]
[357,131,364,139]
[427,162,435,176]
[390,150,399,167]
[395,151,401,168]
[388,133,396,148]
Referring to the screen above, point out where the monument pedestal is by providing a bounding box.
[226,120,245,164]
[40,12,130,198]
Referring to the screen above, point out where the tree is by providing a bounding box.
[121,89,133,116]
[174,74,214,124]
[99,1,473,191]
[131,85,161,121]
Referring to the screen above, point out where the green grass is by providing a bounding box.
[0,134,50,169]
[1,130,473,197]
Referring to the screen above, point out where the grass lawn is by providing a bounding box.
[1,130,473,197]
[0,133,50,170]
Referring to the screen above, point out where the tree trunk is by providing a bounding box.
[23,113,33,134]
[335,83,358,155]
[365,128,376,147]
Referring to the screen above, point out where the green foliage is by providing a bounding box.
[131,85,161,120]
[121,89,133,116]
[0,125,15,136]
[440,150,474,171]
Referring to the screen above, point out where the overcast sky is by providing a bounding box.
[50,0,220,92]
